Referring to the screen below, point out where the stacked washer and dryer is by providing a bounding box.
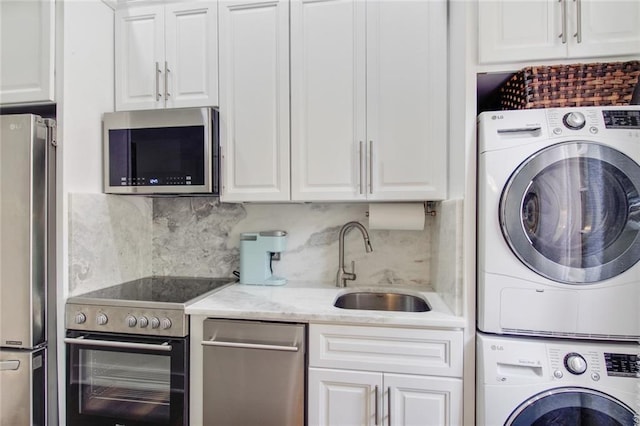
[477,106,640,425]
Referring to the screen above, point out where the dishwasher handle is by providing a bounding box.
[201,339,299,352]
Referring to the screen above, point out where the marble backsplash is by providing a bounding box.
[69,194,463,312]
[68,193,152,294]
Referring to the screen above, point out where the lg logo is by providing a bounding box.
[491,344,504,351]
[491,115,504,120]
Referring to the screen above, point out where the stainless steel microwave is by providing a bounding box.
[103,107,219,194]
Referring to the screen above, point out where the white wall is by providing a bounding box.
[56,1,114,423]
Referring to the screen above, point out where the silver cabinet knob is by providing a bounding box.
[150,317,160,329]
[160,318,172,330]
[564,353,587,375]
[138,316,149,328]
[126,315,137,327]
[74,312,86,324]
[96,313,108,326]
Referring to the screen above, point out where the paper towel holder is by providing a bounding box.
[365,201,437,218]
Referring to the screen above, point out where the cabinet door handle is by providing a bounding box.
[573,0,582,43]
[359,141,365,195]
[368,140,373,194]
[155,62,162,101]
[374,385,379,426]
[558,0,567,43]
[387,387,391,426]
[164,61,170,99]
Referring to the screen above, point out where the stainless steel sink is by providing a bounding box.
[333,291,431,312]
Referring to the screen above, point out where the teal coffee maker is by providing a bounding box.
[239,231,288,285]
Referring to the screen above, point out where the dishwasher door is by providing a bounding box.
[202,319,306,426]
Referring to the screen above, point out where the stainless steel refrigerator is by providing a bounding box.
[0,114,57,425]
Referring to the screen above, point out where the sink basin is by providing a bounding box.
[334,291,431,312]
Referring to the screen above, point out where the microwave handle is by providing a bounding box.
[64,336,172,352]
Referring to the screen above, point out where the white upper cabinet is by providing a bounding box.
[478,0,640,64]
[291,0,448,202]
[366,1,447,201]
[219,0,290,202]
[0,0,55,105]
[115,1,218,111]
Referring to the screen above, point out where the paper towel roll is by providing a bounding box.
[368,203,425,230]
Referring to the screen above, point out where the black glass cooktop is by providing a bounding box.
[73,276,235,304]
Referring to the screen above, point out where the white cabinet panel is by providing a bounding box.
[165,2,218,108]
[478,0,565,63]
[479,0,640,64]
[0,0,55,105]
[291,0,447,201]
[291,0,366,201]
[115,6,164,110]
[366,0,447,200]
[569,0,640,58]
[219,0,290,201]
[386,373,462,426]
[115,1,218,111]
[309,367,380,426]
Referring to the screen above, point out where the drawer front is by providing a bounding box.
[309,324,463,377]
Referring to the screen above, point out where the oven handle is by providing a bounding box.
[64,336,173,352]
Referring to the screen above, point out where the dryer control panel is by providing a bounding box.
[603,110,640,129]
[604,353,638,377]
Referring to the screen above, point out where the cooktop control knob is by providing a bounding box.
[564,352,587,375]
[126,315,137,327]
[563,112,586,130]
[74,312,86,324]
[160,318,172,330]
[138,316,149,328]
[96,313,108,326]
[150,317,160,329]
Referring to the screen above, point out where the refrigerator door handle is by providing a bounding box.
[0,360,20,371]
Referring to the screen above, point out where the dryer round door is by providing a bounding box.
[506,387,636,426]
[501,141,640,284]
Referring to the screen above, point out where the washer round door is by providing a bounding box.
[501,141,640,284]
[506,387,636,426]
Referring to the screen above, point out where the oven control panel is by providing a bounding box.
[65,303,188,337]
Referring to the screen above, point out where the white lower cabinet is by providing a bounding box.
[308,324,463,426]
[309,368,462,426]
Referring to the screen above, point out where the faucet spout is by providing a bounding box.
[336,221,374,287]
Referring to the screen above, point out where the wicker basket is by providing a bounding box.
[499,61,640,110]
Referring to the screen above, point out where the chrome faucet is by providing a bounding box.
[336,221,373,287]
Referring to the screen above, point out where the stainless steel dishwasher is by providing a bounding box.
[202,319,306,426]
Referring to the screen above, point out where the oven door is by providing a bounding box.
[65,331,188,426]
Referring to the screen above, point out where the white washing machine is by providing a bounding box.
[478,106,640,341]
[477,332,638,426]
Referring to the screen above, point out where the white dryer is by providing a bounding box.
[477,332,638,426]
[478,106,640,341]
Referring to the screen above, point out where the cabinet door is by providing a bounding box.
[366,0,447,201]
[164,1,218,108]
[291,0,366,201]
[478,0,567,64]
[385,374,462,426]
[568,0,640,58]
[219,0,290,202]
[308,367,381,426]
[115,5,165,110]
[0,0,54,105]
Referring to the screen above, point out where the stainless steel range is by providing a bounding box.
[64,276,234,426]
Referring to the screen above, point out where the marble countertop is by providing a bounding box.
[186,281,465,329]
